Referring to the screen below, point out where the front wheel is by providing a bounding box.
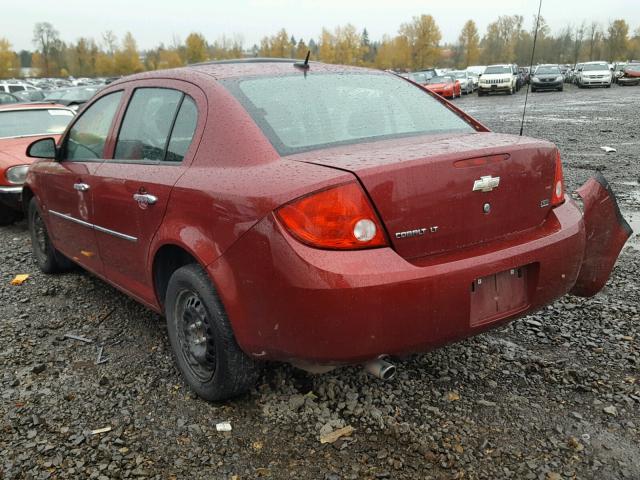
[28,197,73,273]
[165,264,260,401]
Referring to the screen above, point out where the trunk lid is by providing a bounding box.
[290,132,559,259]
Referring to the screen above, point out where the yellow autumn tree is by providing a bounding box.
[185,32,209,64]
[399,15,442,70]
[259,28,291,57]
[375,35,411,70]
[333,24,364,65]
[0,38,19,78]
[318,28,336,63]
[113,32,144,75]
[458,20,480,67]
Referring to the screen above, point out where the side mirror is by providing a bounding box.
[27,137,57,160]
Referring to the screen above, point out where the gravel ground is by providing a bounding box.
[1,83,639,480]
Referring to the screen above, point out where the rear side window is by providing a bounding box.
[223,73,474,155]
[115,88,182,162]
[66,91,123,161]
[165,96,198,163]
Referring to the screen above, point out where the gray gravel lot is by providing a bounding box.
[1,83,639,480]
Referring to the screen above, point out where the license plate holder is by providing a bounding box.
[470,267,528,327]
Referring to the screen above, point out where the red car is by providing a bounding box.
[617,64,640,86]
[23,60,631,401]
[0,103,74,224]
[425,75,461,99]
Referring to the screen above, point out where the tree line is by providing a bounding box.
[0,16,639,78]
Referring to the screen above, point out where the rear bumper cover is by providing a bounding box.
[209,175,630,364]
[570,174,632,296]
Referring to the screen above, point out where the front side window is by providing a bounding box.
[114,88,183,162]
[65,91,123,161]
[8,85,26,93]
[223,73,474,155]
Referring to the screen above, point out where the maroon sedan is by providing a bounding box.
[23,60,631,401]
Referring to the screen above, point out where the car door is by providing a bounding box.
[90,81,204,304]
[42,90,124,274]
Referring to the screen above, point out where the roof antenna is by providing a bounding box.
[294,50,311,75]
[519,0,543,136]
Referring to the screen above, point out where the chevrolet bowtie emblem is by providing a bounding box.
[472,175,501,192]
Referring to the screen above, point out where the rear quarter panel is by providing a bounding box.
[149,82,354,268]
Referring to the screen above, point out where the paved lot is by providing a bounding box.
[1,83,639,479]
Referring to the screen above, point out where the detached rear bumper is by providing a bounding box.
[209,176,630,364]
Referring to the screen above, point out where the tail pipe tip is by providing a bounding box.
[364,358,396,381]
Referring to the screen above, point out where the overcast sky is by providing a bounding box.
[5,0,639,51]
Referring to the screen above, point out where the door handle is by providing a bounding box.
[73,183,90,192]
[133,193,158,205]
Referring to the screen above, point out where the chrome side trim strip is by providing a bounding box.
[48,209,137,242]
[93,224,137,242]
[49,209,94,228]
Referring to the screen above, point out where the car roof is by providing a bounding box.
[108,58,376,87]
[0,102,70,112]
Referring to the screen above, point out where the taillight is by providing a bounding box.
[551,149,565,207]
[275,182,388,249]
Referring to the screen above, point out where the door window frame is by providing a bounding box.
[59,88,126,163]
[106,78,205,167]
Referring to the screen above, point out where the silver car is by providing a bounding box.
[450,71,475,94]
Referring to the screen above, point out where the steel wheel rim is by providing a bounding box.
[33,211,48,259]
[175,289,216,382]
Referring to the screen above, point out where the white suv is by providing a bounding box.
[577,62,612,88]
[478,64,518,96]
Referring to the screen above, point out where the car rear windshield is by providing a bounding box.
[582,63,609,71]
[0,109,74,138]
[484,66,511,74]
[222,73,474,155]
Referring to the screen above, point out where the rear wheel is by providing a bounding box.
[165,264,260,401]
[28,197,73,273]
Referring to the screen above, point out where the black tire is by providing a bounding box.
[478,90,484,97]
[0,205,19,226]
[165,264,260,401]
[531,87,536,92]
[28,197,73,273]
[558,86,563,92]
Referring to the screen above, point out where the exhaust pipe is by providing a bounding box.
[364,358,396,380]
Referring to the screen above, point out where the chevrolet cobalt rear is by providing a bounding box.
[23,60,632,401]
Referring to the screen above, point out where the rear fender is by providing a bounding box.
[571,173,632,297]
